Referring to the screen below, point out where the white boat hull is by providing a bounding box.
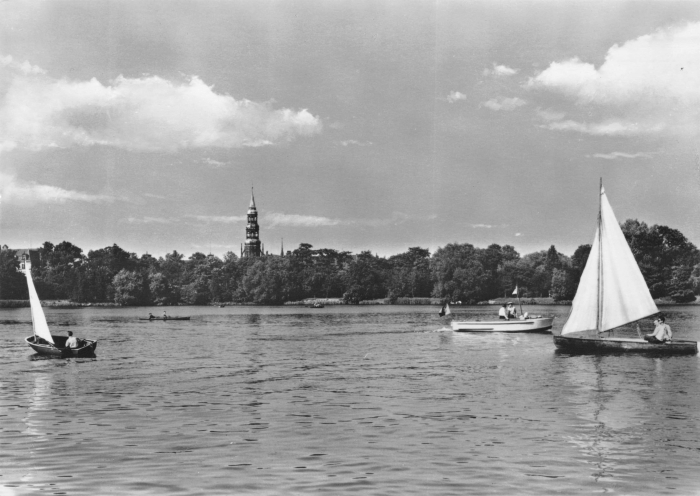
[451,317,554,333]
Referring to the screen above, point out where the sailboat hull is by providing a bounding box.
[553,335,698,355]
[26,335,98,357]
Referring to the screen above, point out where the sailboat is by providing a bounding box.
[553,182,698,355]
[21,256,97,357]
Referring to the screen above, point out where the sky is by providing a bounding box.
[2,0,700,259]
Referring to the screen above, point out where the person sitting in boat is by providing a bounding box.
[506,302,518,319]
[148,313,155,320]
[498,304,508,320]
[644,315,672,344]
[65,331,79,348]
[163,311,168,320]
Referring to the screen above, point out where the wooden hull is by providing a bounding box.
[553,335,698,355]
[26,335,97,357]
[139,317,191,320]
[451,317,553,333]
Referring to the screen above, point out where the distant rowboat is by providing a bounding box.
[139,317,191,321]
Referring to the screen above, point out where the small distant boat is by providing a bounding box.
[553,181,698,355]
[21,258,97,357]
[451,317,554,333]
[139,316,191,321]
[306,300,324,308]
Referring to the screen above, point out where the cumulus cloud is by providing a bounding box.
[0,173,115,205]
[527,22,700,136]
[590,151,654,160]
[483,64,518,77]
[446,91,467,103]
[265,213,342,227]
[0,55,322,152]
[483,97,526,111]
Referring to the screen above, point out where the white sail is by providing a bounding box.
[23,266,54,344]
[562,186,658,335]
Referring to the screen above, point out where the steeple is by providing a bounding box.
[242,187,262,257]
[280,238,284,257]
[249,187,256,210]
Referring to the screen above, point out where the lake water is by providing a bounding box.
[1,304,700,495]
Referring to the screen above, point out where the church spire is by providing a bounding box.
[242,187,262,257]
[280,238,284,257]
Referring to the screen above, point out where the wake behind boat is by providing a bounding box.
[553,181,698,355]
[21,257,97,358]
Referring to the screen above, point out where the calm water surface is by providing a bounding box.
[1,304,700,495]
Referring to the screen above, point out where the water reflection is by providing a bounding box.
[23,374,51,440]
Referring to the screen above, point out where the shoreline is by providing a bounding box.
[1,297,697,308]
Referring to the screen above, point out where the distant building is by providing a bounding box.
[241,188,263,257]
[12,248,41,266]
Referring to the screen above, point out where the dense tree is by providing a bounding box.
[5,218,697,306]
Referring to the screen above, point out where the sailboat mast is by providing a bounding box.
[597,178,604,334]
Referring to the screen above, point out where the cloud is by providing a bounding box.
[515,233,523,237]
[483,97,526,111]
[0,173,115,205]
[264,213,342,227]
[338,140,373,147]
[590,151,654,160]
[202,157,227,167]
[527,22,700,136]
[540,119,663,136]
[470,223,507,229]
[483,64,518,77]
[0,55,322,152]
[187,215,246,224]
[126,216,175,224]
[446,91,467,103]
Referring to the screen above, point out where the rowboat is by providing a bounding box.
[139,316,191,321]
[20,257,97,357]
[451,317,554,333]
[553,181,698,355]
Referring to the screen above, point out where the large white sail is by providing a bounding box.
[562,187,658,335]
[23,266,54,344]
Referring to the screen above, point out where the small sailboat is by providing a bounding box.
[553,181,698,355]
[21,257,97,357]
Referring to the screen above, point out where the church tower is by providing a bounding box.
[242,188,262,257]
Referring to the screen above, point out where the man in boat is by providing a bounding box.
[644,314,672,344]
[163,311,168,320]
[498,304,508,319]
[65,331,79,348]
[506,302,518,320]
[148,313,155,320]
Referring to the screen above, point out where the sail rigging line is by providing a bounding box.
[597,179,604,338]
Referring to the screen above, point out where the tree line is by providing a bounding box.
[1,219,699,305]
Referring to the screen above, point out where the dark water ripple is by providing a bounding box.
[1,304,700,494]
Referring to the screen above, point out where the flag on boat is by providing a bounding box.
[439,303,451,317]
[512,286,518,296]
